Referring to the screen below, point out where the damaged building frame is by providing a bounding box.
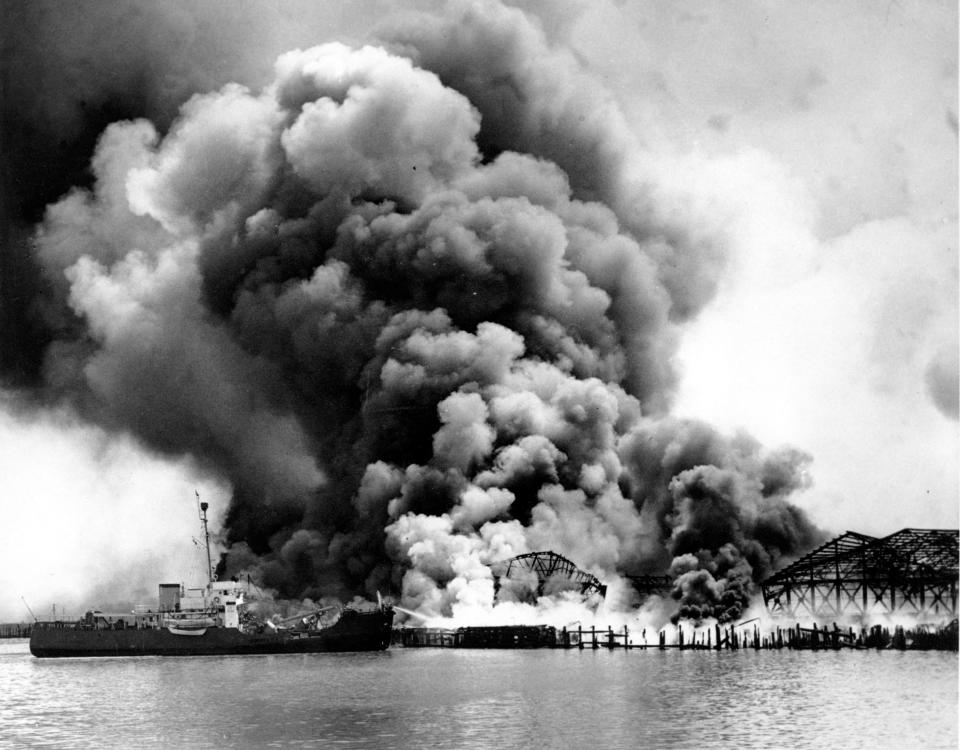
[761,528,959,620]
[493,551,607,600]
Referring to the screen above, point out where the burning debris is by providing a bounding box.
[7,1,825,624]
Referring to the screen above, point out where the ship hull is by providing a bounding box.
[30,609,393,658]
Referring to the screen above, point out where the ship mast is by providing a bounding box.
[196,491,214,584]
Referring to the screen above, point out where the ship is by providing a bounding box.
[29,499,394,658]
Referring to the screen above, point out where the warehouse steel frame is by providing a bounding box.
[761,528,959,620]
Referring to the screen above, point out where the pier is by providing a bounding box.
[393,619,958,651]
[0,623,32,638]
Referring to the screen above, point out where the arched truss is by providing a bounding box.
[494,551,607,600]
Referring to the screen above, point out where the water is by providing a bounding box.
[0,639,955,749]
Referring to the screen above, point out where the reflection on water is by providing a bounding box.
[0,639,955,749]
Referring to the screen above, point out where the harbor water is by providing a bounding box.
[0,639,955,749]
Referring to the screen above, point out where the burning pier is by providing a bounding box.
[394,620,959,651]
[493,531,959,627]
[395,533,960,652]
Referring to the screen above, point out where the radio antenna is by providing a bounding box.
[196,491,215,584]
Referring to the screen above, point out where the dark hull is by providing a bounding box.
[30,608,393,658]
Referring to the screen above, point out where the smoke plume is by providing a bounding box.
[4,0,827,623]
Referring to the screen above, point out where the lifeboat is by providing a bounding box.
[164,616,216,635]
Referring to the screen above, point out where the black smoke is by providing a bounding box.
[2,0,823,621]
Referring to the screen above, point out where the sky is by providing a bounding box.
[0,0,955,622]
[547,0,958,532]
[573,1,959,531]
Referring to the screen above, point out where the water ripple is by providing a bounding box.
[0,640,955,749]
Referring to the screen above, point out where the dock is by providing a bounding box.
[393,619,959,651]
[0,623,32,638]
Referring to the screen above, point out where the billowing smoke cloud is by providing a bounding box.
[5,0,826,623]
